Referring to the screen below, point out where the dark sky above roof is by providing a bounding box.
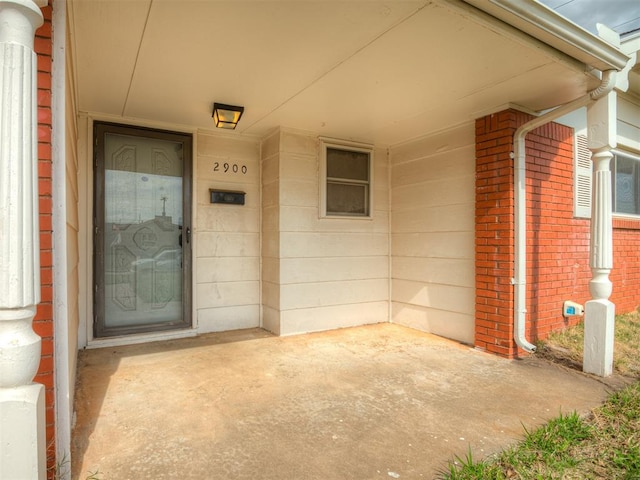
[539,0,640,36]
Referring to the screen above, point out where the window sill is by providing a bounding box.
[320,214,373,221]
[613,216,640,230]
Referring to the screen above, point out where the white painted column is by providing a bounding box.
[584,91,617,377]
[0,0,47,478]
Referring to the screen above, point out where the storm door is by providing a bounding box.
[93,122,192,337]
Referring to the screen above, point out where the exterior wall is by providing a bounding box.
[618,94,640,153]
[35,3,56,475]
[475,108,640,359]
[48,0,80,470]
[613,93,640,314]
[613,217,640,312]
[390,124,476,345]
[64,11,80,425]
[76,126,262,345]
[261,130,281,333]
[557,100,640,315]
[475,111,518,357]
[262,129,389,335]
[194,133,261,332]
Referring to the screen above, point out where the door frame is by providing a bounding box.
[92,121,194,338]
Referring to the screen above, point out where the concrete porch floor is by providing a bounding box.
[71,324,624,479]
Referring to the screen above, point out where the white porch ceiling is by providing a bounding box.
[68,0,598,146]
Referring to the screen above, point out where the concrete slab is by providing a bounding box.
[71,324,620,479]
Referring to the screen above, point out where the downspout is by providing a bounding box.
[513,70,617,353]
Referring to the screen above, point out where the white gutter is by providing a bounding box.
[512,70,617,352]
[463,0,629,71]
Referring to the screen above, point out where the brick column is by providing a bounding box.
[476,108,592,358]
[475,111,518,357]
[35,2,56,474]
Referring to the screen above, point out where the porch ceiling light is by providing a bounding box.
[212,103,244,129]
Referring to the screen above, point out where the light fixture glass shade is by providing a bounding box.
[212,103,244,129]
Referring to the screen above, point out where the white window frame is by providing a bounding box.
[319,139,373,219]
[612,148,640,218]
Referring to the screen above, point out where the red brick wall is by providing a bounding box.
[612,218,640,313]
[475,111,518,357]
[522,118,591,342]
[35,3,55,477]
[475,108,640,358]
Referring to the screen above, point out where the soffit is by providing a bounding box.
[464,0,629,71]
[69,0,595,146]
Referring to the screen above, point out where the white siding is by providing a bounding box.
[78,120,478,344]
[262,129,390,335]
[390,123,475,344]
[261,130,281,333]
[196,133,261,333]
[618,95,640,152]
[65,72,80,388]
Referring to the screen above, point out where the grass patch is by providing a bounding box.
[440,384,640,479]
[540,309,640,377]
[440,311,640,479]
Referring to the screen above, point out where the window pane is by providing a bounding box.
[327,148,369,181]
[615,154,638,215]
[326,182,367,215]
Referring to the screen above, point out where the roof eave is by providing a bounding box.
[463,0,630,71]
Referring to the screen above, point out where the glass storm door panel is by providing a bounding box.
[94,123,192,337]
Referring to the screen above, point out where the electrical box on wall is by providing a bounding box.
[563,300,584,317]
[210,189,245,205]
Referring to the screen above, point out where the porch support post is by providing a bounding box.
[0,0,47,478]
[584,90,617,377]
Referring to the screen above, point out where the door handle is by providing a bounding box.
[186,227,191,244]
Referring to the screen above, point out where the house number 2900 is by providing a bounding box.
[214,162,247,174]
